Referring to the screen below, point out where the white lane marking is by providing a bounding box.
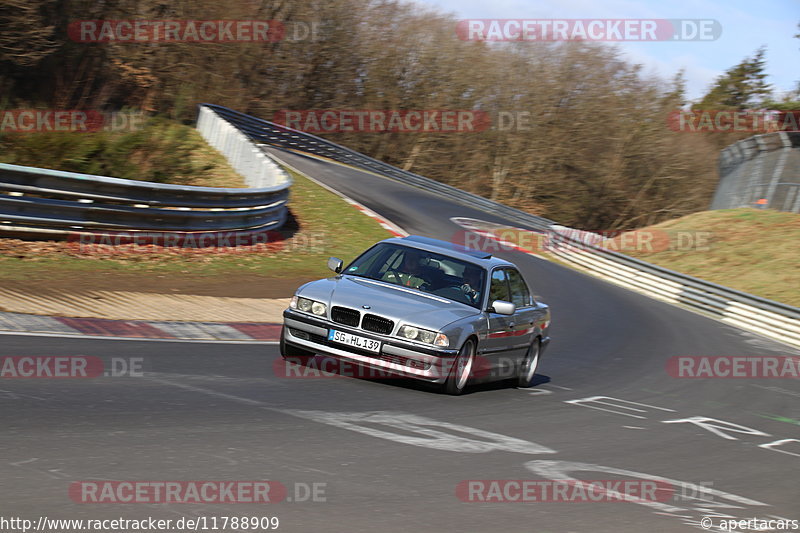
[284,410,556,455]
[526,389,552,396]
[9,457,71,479]
[564,393,799,460]
[147,378,265,406]
[565,396,675,419]
[751,384,800,399]
[148,379,556,455]
[662,417,771,441]
[10,458,39,466]
[525,460,769,528]
[759,439,800,458]
[0,389,47,401]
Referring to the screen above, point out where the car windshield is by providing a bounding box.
[343,243,486,308]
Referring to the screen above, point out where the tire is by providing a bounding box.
[517,338,541,388]
[280,326,315,360]
[444,338,476,395]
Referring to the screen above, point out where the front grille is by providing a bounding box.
[331,306,360,327]
[362,314,394,335]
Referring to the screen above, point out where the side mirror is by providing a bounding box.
[490,300,516,315]
[327,257,344,273]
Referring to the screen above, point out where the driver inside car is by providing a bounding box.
[460,267,483,305]
[384,251,431,289]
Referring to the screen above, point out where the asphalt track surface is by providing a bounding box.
[1,147,798,532]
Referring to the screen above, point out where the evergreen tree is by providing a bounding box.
[696,47,771,110]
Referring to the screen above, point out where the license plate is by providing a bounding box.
[328,329,381,352]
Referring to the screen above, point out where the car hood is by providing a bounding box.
[297,275,479,330]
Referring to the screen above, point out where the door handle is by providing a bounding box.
[508,322,515,329]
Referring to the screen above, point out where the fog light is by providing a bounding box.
[291,329,310,340]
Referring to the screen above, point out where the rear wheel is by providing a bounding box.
[444,339,476,395]
[517,338,541,388]
[280,326,315,360]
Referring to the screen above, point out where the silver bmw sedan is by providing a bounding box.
[281,235,551,394]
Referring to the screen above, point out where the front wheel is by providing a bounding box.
[517,338,541,388]
[444,339,476,395]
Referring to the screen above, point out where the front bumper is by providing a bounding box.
[282,309,459,383]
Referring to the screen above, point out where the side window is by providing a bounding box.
[506,269,531,307]
[489,270,511,302]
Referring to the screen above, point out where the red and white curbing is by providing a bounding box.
[346,200,406,237]
[263,148,408,237]
[0,311,281,342]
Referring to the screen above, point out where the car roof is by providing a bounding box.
[380,235,516,269]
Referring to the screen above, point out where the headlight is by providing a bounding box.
[398,325,449,347]
[296,296,326,316]
[400,325,419,340]
[289,295,298,309]
[298,297,313,312]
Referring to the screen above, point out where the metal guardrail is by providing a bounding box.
[713,131,800,213]
[0,107,291,236]
[199,104,555,232]
[547,226,800,349]
[196,106,290,189]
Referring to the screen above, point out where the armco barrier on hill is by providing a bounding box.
[0,107,291,238]
[714,131,800,213]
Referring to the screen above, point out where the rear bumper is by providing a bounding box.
[282,309,459,383]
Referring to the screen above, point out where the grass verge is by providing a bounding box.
[616,208,800,307]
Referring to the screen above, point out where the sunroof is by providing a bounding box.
[402,235,492,259]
